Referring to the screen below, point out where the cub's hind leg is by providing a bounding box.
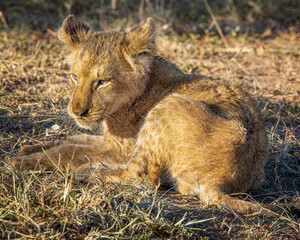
[103,146,162,185]
[113,95,217,187]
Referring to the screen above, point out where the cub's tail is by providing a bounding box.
[201,185,279,216]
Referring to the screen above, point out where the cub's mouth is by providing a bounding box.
[68,105,105,129]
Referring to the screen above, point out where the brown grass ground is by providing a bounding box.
[0,1,299,239]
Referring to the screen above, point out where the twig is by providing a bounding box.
[50,118,68,148]
[0,11,8,29]
[203,0,229,48]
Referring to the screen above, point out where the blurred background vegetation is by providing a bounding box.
[0,0,299,37]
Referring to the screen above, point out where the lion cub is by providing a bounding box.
[12,16,269,214]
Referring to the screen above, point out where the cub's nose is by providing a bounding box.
[73,107,89,117]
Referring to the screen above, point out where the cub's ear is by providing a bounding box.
[57,15,90,49]
[125,18,156,56]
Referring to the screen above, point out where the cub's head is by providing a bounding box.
[58,15,156,129]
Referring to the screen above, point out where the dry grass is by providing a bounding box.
[0,0,299,239]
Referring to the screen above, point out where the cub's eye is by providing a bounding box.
[138,51,148,56]
[70,74,78,83]
[95,78,111,89]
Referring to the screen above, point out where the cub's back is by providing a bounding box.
[173,78,262,124]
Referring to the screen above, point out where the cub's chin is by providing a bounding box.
[73,117,104,130]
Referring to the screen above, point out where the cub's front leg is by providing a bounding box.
[12,144,99,171]
[16,134,104,157]
[16,141,56,157]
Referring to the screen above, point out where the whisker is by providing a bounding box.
[103,113,118,128]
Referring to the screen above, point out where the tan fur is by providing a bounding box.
[12,16,270,214]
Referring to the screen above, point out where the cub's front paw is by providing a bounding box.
[11,155,39,170]
[11,152,53,171]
